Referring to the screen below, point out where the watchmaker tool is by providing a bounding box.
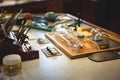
[0,9,39,65]
[16,19,26,36]
[0,9,6,24]
[9,9,23,32]
[4,13,16,33]
[17,27,26,42]
[5,9,23,34]
[77,12,81,27]
[88,51,120,62]
[16,20,26,40]
[41,46,62,57]
[18,34,28,44]
[22,41,32,52]
[24,27,31,35]
[73,24,77,31]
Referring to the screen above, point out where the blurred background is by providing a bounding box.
[0,0,120,34]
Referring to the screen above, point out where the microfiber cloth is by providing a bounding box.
[26,16,53,32]
[88,51,120,62]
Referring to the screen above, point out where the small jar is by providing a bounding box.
[90,28,100,40]
[94,32,109,49]
[2,54,22,76]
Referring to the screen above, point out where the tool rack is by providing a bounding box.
[0,11,39,65]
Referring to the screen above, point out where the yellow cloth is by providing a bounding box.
[77,27,92,37]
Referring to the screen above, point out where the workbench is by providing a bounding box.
[13,28,120,80]
[0,13,120,80]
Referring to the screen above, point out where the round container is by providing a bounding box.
[94,32,109,49]
[2,54,22,76]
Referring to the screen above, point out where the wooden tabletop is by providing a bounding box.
[0,13,120,80]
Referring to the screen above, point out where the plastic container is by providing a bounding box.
[2,54,22,76]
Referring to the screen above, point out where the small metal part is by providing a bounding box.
[79,44,84,49]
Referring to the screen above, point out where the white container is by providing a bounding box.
[2,54,22,76]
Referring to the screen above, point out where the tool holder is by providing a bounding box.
[0,24,39,65]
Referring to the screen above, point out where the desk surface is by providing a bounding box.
[0,13,120,80]
[16,29,120,80]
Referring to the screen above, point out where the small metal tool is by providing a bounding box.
[77,12,81,27]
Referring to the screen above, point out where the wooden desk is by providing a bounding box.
[0,13,120,80]
[12,28,120,80]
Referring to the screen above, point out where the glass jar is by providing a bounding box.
[2,54,22,77]
[90,28,100,40]
[94,32,109,49]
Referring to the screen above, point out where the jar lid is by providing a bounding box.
[3,54,21,65]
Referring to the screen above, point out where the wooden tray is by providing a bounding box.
[45,14,120,59]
